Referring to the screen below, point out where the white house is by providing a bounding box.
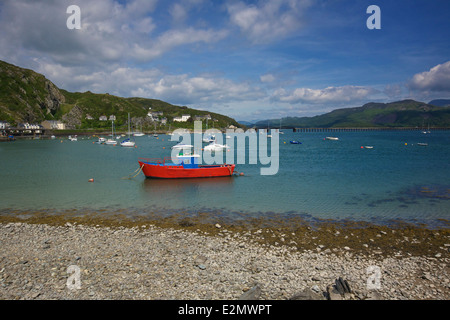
[147,111,164,121]
[41,120,65,130]
[0,121,10,129]
[173,114,191,122]
[99,115,108,121]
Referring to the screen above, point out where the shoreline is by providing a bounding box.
[1,211,449,258]
[1,212,449,300]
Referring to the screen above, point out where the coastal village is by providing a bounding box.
[0,108,228,139]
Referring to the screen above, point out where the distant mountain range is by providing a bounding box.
[429,99,450,107]
[254,100,450,128]
[0,60,241,130]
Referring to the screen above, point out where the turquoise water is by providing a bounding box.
[0,131,449,226]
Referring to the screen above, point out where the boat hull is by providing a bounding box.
[138,160,235,179]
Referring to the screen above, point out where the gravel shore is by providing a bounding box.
[1,218,449,300]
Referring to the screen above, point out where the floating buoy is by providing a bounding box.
[163,147,165,149]
[361,146,364,148]
[239,172,244,176]
[405,143,407,146]
[88,178,94,182]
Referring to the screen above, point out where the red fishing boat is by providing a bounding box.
[138,153,235,179]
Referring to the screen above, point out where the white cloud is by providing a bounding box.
[0,0,226,66]
[32,59,265,109]
[170,3,188,23]
[271,85,376,104]
[227,0,311,44]
[260,74,275,83]
[384,84,403,99]
[129,73,265,105]
[130,27,228,61]
[408,61,450,93]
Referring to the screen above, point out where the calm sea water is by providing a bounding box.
[0,130,449,227]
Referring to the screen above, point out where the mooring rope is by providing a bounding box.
[122,164,144,179]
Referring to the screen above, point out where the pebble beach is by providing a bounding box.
[0,213,449,300]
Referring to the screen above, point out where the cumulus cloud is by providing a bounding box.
[227,0,312,44]
[129,73,265,105]
[0,0,227,66]
[384,84,404,99]
[32,59,265,109]
[260,74,275,83]
[131,27,228,61]
[408,61,450,93]
[271,85,376,104]
[0,0,158,66]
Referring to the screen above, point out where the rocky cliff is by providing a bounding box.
[0,60,65,124]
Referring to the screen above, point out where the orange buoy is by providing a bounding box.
[88,178,94,182]
[239,172,244,176]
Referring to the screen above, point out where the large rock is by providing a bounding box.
[289,288,326,300]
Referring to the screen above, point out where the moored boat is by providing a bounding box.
[121,113,136,147]
[120,138,136,147]
[138,153,235,179]
[95,137,106,144]
[204,142,229,151]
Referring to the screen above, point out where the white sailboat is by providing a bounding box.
[203,134,216,143]
[204,142,229,151]
[105,120,117,145]
[133,123,145,137]
[121,113,136,147]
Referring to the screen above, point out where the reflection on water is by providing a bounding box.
[141,176,235,210]
[141,176,235,196]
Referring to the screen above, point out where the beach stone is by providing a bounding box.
[238,284,261,300]
[366,290,383,300]
[327,285,343,300]
[194,255,207,266]
[289,288,325,300]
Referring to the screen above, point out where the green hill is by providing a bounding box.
[0,60,241,131]
[257,100,450,128]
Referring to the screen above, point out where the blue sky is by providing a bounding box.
[0,0,449,121]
